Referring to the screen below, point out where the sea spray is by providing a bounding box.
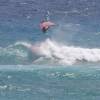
[31,38,100,65]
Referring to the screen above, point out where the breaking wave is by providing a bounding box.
[1,39,100,65]
[31,38,100,65]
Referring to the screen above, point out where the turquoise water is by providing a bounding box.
[0,0,100,99]
[0,65,100,100]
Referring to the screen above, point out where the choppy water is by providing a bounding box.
[0,0,100,99]
[0,65,100,100]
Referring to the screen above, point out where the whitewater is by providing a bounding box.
[29,38,100,65]
[1,38,100,65]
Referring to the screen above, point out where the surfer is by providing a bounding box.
[40,20,55,33]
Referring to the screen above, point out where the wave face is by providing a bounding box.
[2,39,100,65]
[0,42,34,65]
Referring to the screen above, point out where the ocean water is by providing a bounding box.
[0,0,100,100]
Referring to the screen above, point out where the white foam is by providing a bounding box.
[32,38,100,65]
